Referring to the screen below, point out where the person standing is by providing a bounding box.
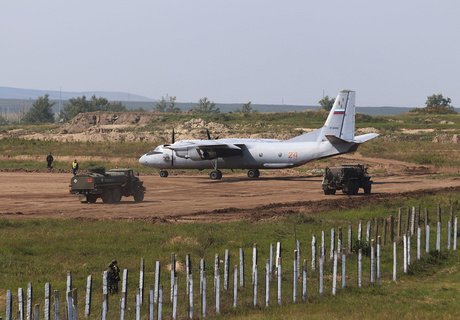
[46,152,54,170]
[107,260,121,294]
[71,159,79,175]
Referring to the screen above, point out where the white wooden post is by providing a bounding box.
[296,240,301,278]
[447,220,452,250]
[276,242,281,274]
[348,224,352,254]
[139,258,144,305]
[426,224,430,254]
[6,289,12,320]
[319,256,324,295]
[215,267,220,315]
[302,259,307,301]
[454,216,458,251]
[265,259,270,307]
[224,249,229,291]
[411,206,416,236]
[252,244,257,285]
[277,257,282,305]
[239,248,244,288]
[357,249,362,288]
[53,290,59,320]
[407,234,411,266]
[189,271,194,319]
[269,243,274,276]
[170,253,176,303]
[292,250,297,303]
[44,283,51,320]
[102,271,108,320]
[393,241,397,282]
[120,269,128,320]
[417,226,421,260]
[172,278,177,320]
[337,227,342,257]
[200,258,205,313]
[358,220,362,242]
[33,304,40,320]
[234,265,238,308]
[311,235,316,271]
[330,228,335,260]
[85,275,92,318]
[321,230,325,258]
[202,269,207,318]
[154,261,160,304]
[158,286,163,320]
[66,272,71,318]
[214,254,219,292]
[403,234,407,274]
[186,254,190,295]
[436,221,441,252]
[332,251,337,296]
[26,282,32,320]
[18,288,24,320]
[370,239,375,284]
[253,262,258,307]
[149,286,154,320]
[341,250,346,289]
[136,289,141,320]
[366,220,371,244]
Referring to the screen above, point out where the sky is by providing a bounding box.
[1,0,459,107]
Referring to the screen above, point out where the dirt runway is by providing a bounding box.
[1,171,459,222]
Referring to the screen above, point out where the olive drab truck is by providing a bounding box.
[322,164,372,195]
[70,167,146,203]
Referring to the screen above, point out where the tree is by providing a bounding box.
[165,96,181,113]
[59,95,127,121]
[240,101,253,115]
[318,96,335,111]
[23,94,55,123]
[154,95,181,113]
[423,94,455,114]
[154,96,167,112]
[191,97,220,113]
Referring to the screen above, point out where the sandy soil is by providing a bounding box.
[1,171,459,223]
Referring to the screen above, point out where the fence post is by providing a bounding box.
[338,227,342,258]
[366,220,371,244]
[26,282,32,320]
[411,207,416,236]
[377,236,381,286]
[265,260,270,307]
[302,259,307,302]
[406,207,411,235]
[342,250,346,289]
[403,234,407,274]
[154,261,160,305]
[321,230,325,258]
[139,258,144,306]
[44,283,51,320]
[214,254,219,292]
[85,275,92,318]
[436,205,442,252]
[374,218,379,244]
[454,216,458,251]
[358,220,362,242]
[65,272,71,318]
[186,254,190,295]
[348,224,352,254]
[253,261,258,307]
[120,269,128,320]
[234,265,238,308]
[269,243,274,276]
[252,244,257,285]
[33,304,40,320]
[6,289,12,320]
[311,235,317,271]
[202,268,207,318]
[18,288,24,320]
[102,271,108,320]
[215,265,220,315]
[292,250,297,303]
[200,259,205,313]
[390,215,395,243]
[170,253,176,303]
[417,226,421,260]
[370,239,375,284]
[277,257,282,305]
[357,249,362,288]
[189,263,194,319]
[447,219,452,251]
[296,240,301,277]
[319,256,324,295]
[407,234,411,266]
[397,208,402,241]
[158,285,163,320]
[53,290,59,320]
[136,289,141,320]
[332,251,337,296]
[330,228,335,260]
[426,224,430,254]
[239,248,245,288]
[224,249,229,291]
[172,278,178,320]
[71,288,77,320]
[149,286,154,320]
[393,241,397,282]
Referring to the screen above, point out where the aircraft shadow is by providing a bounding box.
[199,176,322,183]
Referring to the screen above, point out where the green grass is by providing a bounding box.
[0,192,459,318]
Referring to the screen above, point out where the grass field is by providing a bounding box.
[0,191,459,319]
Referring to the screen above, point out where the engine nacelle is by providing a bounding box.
[174,148,217,161]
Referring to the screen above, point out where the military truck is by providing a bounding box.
[322,164,372,195]
[70,167,146,203]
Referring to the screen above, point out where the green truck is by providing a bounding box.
[322,164,372,195]
[70,167,146,203]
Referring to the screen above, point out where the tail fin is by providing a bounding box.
[320,90,355,141]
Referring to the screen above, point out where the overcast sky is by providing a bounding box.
[1,0,459,106]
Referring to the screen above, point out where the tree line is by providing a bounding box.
[8,92,456,124]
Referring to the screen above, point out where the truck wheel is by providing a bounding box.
[112,188,122,203]
[346,181,359,195]
[87,194,98,203]
[102,190,113,203]
[364,182,372,195]
[323,188,336,195]
[134,190,144,202]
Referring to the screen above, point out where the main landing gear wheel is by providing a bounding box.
[159,170,169,178]
[247,169,260,179]
[209,170,223,180]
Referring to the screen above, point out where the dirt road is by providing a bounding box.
[1,171,459,222]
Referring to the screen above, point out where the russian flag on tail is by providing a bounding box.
[334,109,345,115]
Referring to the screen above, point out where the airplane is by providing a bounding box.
[139,90,379,180]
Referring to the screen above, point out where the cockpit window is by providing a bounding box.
[147,146,163,155]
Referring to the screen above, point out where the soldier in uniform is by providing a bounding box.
[71,159,79,175]
[107,260,120,294]
[46,152,54,170]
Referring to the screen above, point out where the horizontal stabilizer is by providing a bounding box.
[325,134,352,144]
[353,133,379,143]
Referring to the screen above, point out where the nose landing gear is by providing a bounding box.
[247,169,260,179]
[159,170,169,178]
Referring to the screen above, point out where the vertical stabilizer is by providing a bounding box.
[320,90,355,141]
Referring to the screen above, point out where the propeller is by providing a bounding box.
[172,128,175,144]
[206,128,219,140]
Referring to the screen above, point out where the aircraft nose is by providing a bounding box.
[139,154,149,166]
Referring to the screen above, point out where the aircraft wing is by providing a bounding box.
[165,140,244,157]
